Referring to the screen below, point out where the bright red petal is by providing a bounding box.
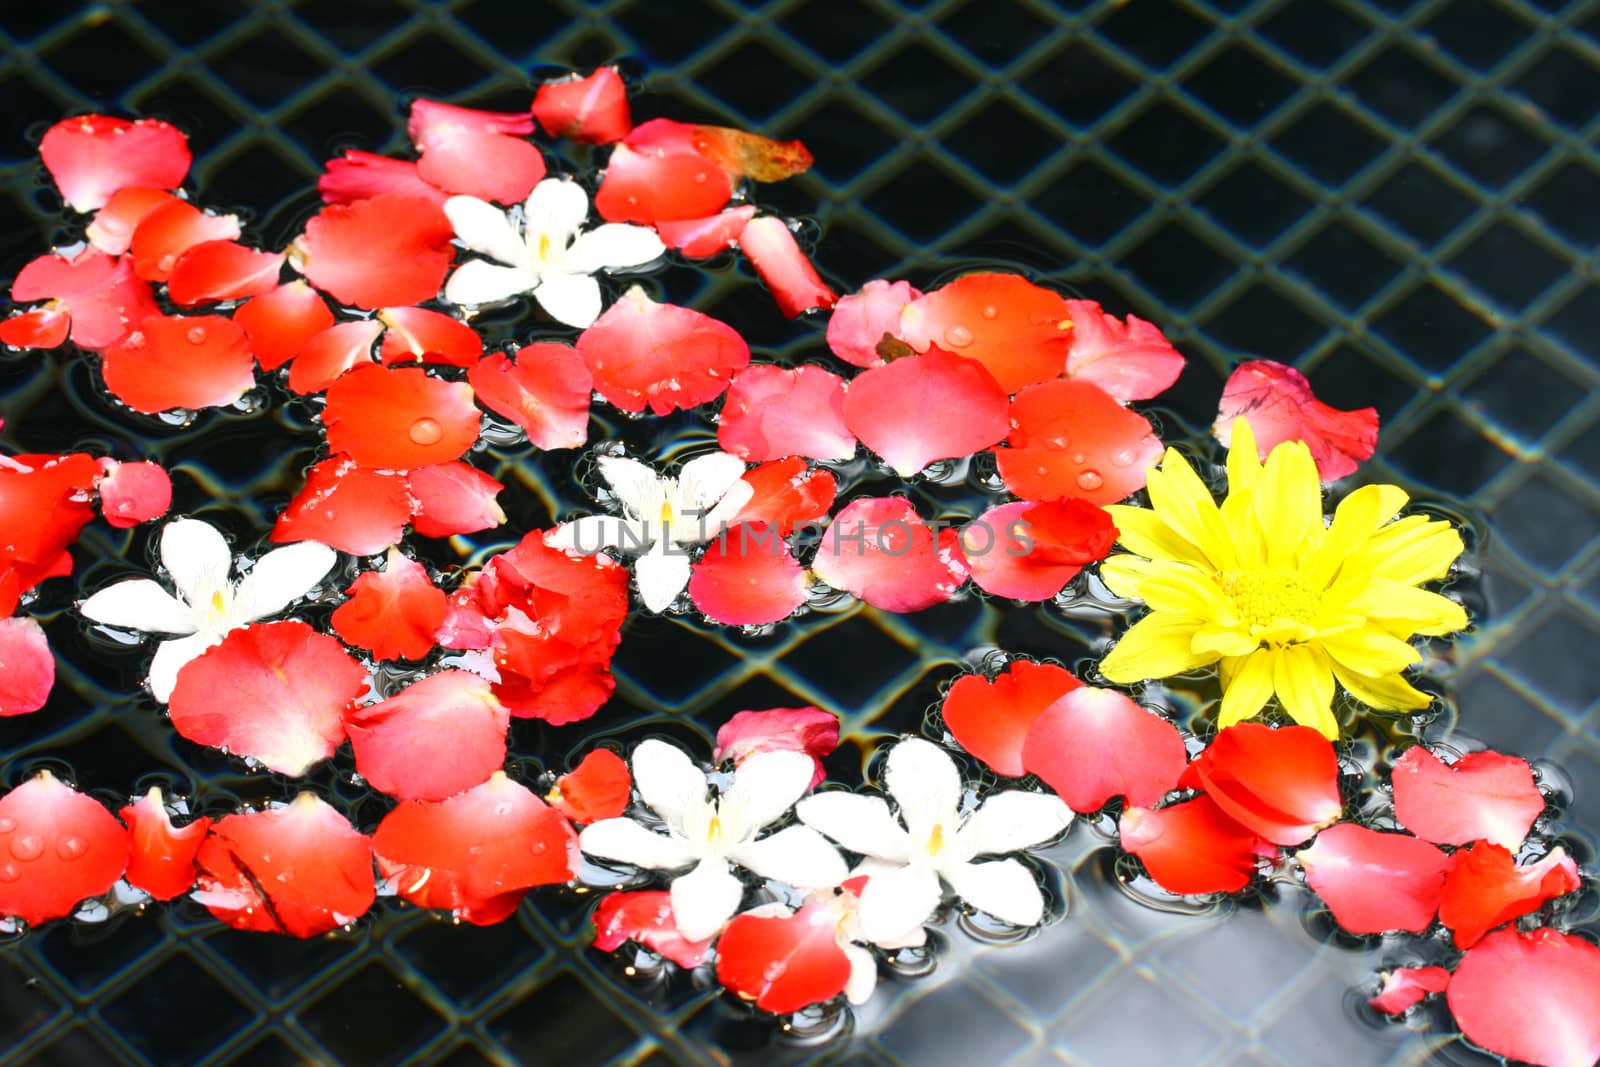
[1176,723,1343,846]
[272,456,413,555]
[0,306,71,350]
[689,524,808,626]
[549,749,632,824]
[417,128,546,205]
[811,496,968,612]
[1298,824,1449,934]
[406,461,507,537]
[656,206,755,257]
[1120,796,1266,895]
[1390,746,1544,851]
[1215,360,1378,482]
[322,364,480,468]
[295,193,456,310]
[94,458,172,528]
[376,306,482,368]
[714,707,839,788]
[1439,842,1581,949]
[997,378,1164,505]
[1447,927,1600,1067]
[318,149,447,207]
[166,240,285,307]
[0,616,53,716]
[129,199,241,282]
[407,98,533,143]
[532,67,632,144]
[1063,300,1185,402]
[961,499,1117,601]
[1369,966,1451,1015]
[579,286,749,415]
[285,320,383,394]
[942,659,1080,778]
[194,794,375,937]
[234,281,335,372]
[728,458,836,536]
[0,452,100,605]
[40,115,190,213]
[826,279,921,368]
[331,550,447,660]
[101,314,256,413]
[167,620,368,776]
[347,671,507,801]
[86,187,179,255]
[594,119,733,224]
[469,343,593,450]
[12,248,160,350]
[716,900,853,1013]
[899,273,1073,392]
[717,364,854,463]
[844,349,1009,476]
[593,890,715,968]
[1023,686,1187,812]
[0,771,128,925]
[119,787,210,901]
[736,216,837,318]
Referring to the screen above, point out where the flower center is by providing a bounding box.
[1219,569,1318,643]
[536,233,553,264]
[924,823,946,858]
[706,813,724,846]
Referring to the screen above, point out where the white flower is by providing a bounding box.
[546,451,753,613]
[579,739,847,942]
[442,178,665,328]
[78,518,336,702]
[797,738,1071,943]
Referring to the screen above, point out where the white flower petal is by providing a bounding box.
[443,195,527,266]
[797,792,910,862]
[670,857,744,942]
[532,271,603,328]
[630,739,709,829]
[443,259,537,307]
[160,519,232,608]
[523,178,591,247]
[843,944,879,1005]
[857,863,941,945]
[677,452,748,512]
[693,477,755,542]
[943,858,1045,928]
[732,825,846,889]
[233,541,336,623]
[955,791,1072,860]
[883,738,963,838]
[595,456,661,516]
[148,632,220,703]
[79,579,196,635]
[579,817,695,871]
[566,223,666,274]
[723,749,815,832]
[546,515,644,556]
[634,543,691,613]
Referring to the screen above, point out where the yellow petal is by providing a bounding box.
[1332,578,1468,637]
[1219,485,1264,567]
[1224,416,1262,495]
[1098,553,1157,599]
[1345,516,1463,587]
[1218,647,1275,727]
[1138,564,1237,622]
[1330,661,1432,711]
[1316,626,1421,678]
[1100,612,1214,683]
[1192,625,1258,658]
[1304,483,1409,589]
[1103,505,1211,569]
[1273,644,1338,738]
[1252,439,1322,568]
[1145,451,1239,571]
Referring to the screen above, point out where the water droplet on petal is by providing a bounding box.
[10,834,43,861]
[944,326,974,348]
[408,418,443,446]
[981,305,998,319]
[185,326,207,344]
[56,836,87,861]
[1110,447,1138,468]
[693,171,708,184]
[1071,453,1086,465]
[1077,469,1104,491]
[156,254,176,272]
[0,863,17,882]
[0,818,14,833]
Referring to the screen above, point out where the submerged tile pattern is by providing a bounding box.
[1,0,1598,1064]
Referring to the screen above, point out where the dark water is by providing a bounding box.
[3,2,1600,1065]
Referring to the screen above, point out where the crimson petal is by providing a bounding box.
[997,378,1164,505]
[656,206,755,257]
[0,616,54,716]
[294,193,455,309]
[1120,796,1266,895]
[844,349,1009,476]
[86,187,178,255]
[1214,360,1378,481]
[129,199,241,282]
[12,248,160,350]
[469,343,593,450]
[40,115,190,213]
[376,306,482,368]
[899,272,1073,392]
[285,319,383,394]
[0,306,70,350]
[1390,746,1544,851]
[1447,927,1600,1067]
[1023,687,1187,812]
[825,279,921,368]
[942,659,1080,778]
[322,364,480,468]
[689,524,808,625]
[578,286,749,415]
[0,771,128,925]
[811,496,968,612]
[1298,824,1449,934]
[407,461,507,537]
[166,240,285,307]
[714,707,839,788]
[318,150,446,207]
[736,216,838,318]
[594,119,733,224]
[347,671,508,801]
[1438,842,1581,949]
[728,459,836,536]
[272,456,413,556]
[549,749,632,825]
[94,458,172,528]
[101,314,256,413]
[717,364,854,463]
[961,499,1117,601]
[1176,723,1343,846]
[532,67,633,144]
[593,890,715,968]
[1368,966,1451,1015]
[417,128,546,205]
[331,550,447,660]
[234,281,334,372]
[717,900,853,1013]
[119,787,210,901]
[1063,299,1185,402]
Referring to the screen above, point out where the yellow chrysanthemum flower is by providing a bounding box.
[1097,418,1467,738]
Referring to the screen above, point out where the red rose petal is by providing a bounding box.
[0,616,54,716]
[593,890,715,968]
[128,199,241,282]
[689,524,808,626]
[1023,687,1187,812]
[1215,360,1379,481]
[119,787,210,901]
[194,794,375,937]
[285,319,383,394]
[85,187,177,255]
[1390,746,1544,851]
[961,499,1117,601]
[728,458,836,536]
[331,550,448,660]
[844,349,1010,476]
[347,671,508,802]
[322,364,480,468]
[811,496,968,612]
[12,248,160,350]
[318,149,446,207]
[374,772,578,924]
[0,771,129,925]
[594,119,733,224]
[717,364,854,463]
[40,115,191,213]
[691,125,814,182]
[736,216,838,318]
[417,127,546,205]
[656,206,755,257]
[1063,299,1185,402]
[1175,723,1344,846]
[0,306,71,350]
[295,193,456,310]
[1439,842,1581,949]
[549,749,632,824]
[1298,824,1449,934]
[167,620,369,776]
[166,240,285,307]
[942,659,1081,778]
[532,67,633,144]
[1447,927,1600,1067]
[0,451,100,611]
[376,306,482,368]
[407,461,507,537]
[826,279,922,368]
[234,281,335,372]
[714,707,839,789]
[997,378,1164,505]
[716,899,853,1013]
[469,343,593,450]
[272,456,413,556]
[94,458,172,528]
[899,273,1073,393]
[578,286,750,415]
[1120,796,1266,895]
[408,97,533,142]
[101,314,256,413]
[1369,966,1452,1015]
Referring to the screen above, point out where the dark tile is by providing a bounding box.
[203,927,352,999]
[611,618,743,706]
[299,963,446,1067]
[1106,100,1225,188]
[1121,221,1238,309]
[452,2,571,60]
[1543,286,1600,361]
[1033,159,1148,248]
[945,98,1060,184]
[1258,0,1371,68]
[1418,0,1534,71]
[1371,283,1493,373]
[612,0,733,63]
[696,42,815,123]
[1388,408,1512,498]
[395,916,551,1008]
[19,1027,123,1067]
[488,973,640,1064]
[1523,162,1600,248]
[369,31,498,97]
[783,614,918,705]
[861,43,976,124]
[0,75,69,165]
[1182,43,1298,124]
[226,1035,314,1067]
[1196,161,1313,248]
[779,4,894,63]
[1360,161,1476,247]
[879,981,1032,1063]
[1057,968,1231,1063]
[1346,45,1460,127]
[1309,342,1420,422]
[1096,0,1215,67]
[1498,610,1600,713]
[937,1,1054,68]
[1285,222,1404,310]
[1446,222,1570,312]
[101,953,252,1066]
[1270,101,1389,186]
[1451,668,1567,763]
[1509,45,1600,131]
[797,101,900,183]
[0,955,61,1045]
[1462,349,1581,444]
[36,915,166,995]
[861,163,984,244]
[208,29,329,109]
[127,76,245,160]
[1022,43,1138,129]
[40,19,167,104]
[277,86,399,161]
[1203,283,1327,357]
[1429,106,1547,190]
[1493,474,1600,573]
